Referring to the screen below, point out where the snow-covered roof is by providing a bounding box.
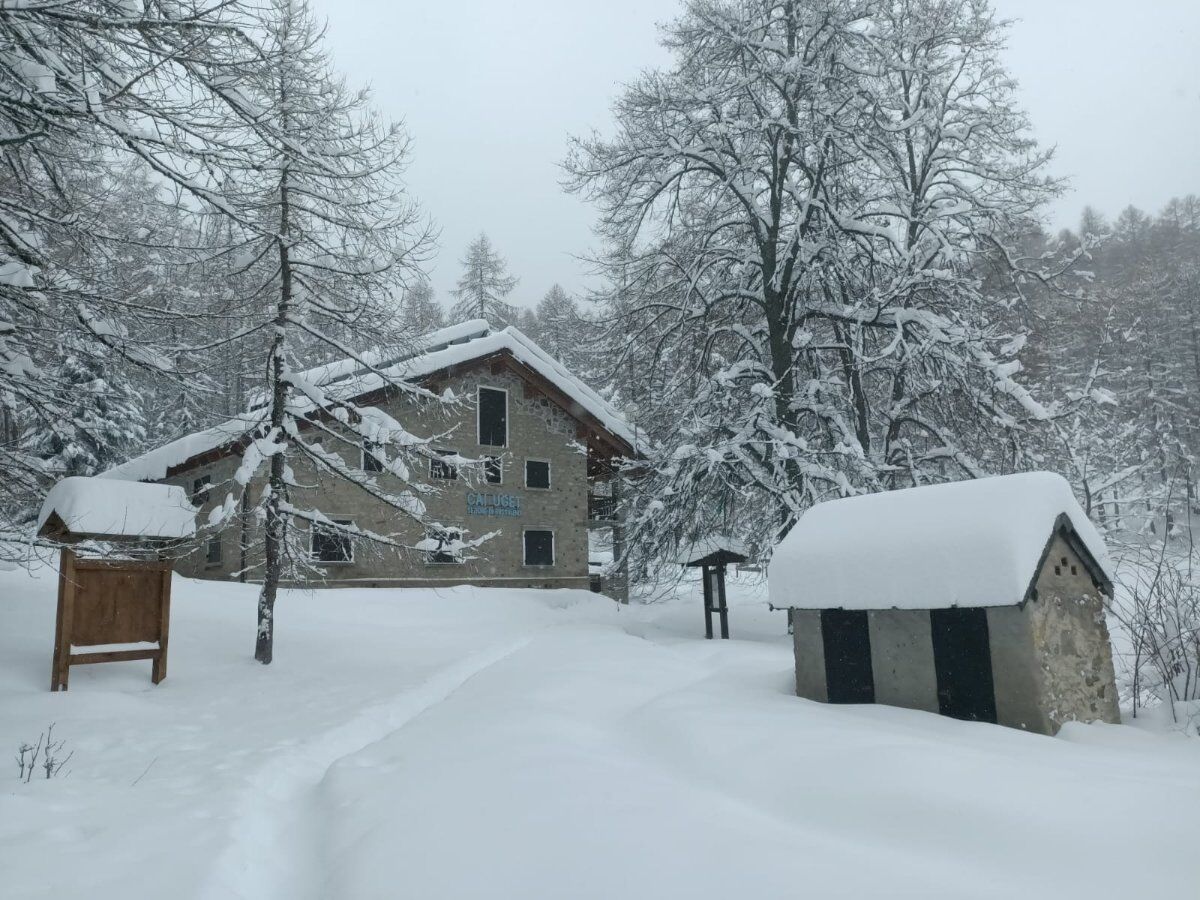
[768,472,1112,611]
[37,477,197,540]
[103,321,642,483]
[674,535,749,566]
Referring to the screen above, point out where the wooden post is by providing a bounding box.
[716,563,730,639]
[51,549,77,691]
[701,563,714,639]
[152,564,172,684]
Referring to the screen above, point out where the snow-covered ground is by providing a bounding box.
[1,564,1197,900]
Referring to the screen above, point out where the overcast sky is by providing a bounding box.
[312,0,1200,309]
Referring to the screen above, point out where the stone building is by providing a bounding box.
[768,472,1121,735]
[103,321,637,598]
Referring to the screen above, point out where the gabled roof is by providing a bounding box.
[767,472,1113,611]
[37,477,196,540]
[102,321,641,483]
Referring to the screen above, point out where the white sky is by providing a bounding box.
[312,0,1200,308]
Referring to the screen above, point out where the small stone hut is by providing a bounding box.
[768,472,1120,735]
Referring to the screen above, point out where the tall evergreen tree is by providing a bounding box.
[25,346,145,477]
[449,232,518,325]
[400,278,446,333]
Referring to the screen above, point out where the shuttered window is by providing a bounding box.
[525,459,550,490]
[311,520,354,564]
[478,387,508,447]
[191,475,211,504]
[484,456,503,484]
[362,441,383,473]
[524,529,554,566]
[430,449,458,480]
[425,526,465,564]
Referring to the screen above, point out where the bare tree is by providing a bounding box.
[197,0,457,664]
[0,0,280,551]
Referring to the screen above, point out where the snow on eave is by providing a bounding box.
[37,477,196,540]
[100,412,263,484]
[102,321,642,484]
[495,325,642,453]
[276,319,492,401]
[767,472,1113,612]
[310,323,643,454]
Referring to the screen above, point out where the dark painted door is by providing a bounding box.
[930,608,997,723]
[821,609,875,704]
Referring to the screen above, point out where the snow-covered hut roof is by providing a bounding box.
[103,320,642,483]
[767,472,1112,611]
[37,477,197,540]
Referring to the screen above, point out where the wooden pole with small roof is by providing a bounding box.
[677,536,749,639]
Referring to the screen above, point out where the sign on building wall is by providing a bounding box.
[466,492,522,518]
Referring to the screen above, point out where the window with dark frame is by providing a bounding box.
[206,535,222,566]
[362,441,384,473]
[191,475,211,504]
[525,459,550,490]
[524,529,554,566]
[484,455,503,484]
[430,449,458,480]
[478,387,508,447]
[425,525,465,564]
[311,519,354,564]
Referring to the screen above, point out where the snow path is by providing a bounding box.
[2,567,1198,899]
[197,636,534,900]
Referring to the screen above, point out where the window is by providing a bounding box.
[362,441,383,473]
[430,449,458,480]
[205,535,222,566]
[311,519,354,564]
[191,475,211,504]
[525,459,550,490]
[524,529,554,566]
[425,525,465,564]
[478,387,508,447]
[484,455,503,485]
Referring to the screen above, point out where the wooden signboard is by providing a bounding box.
[51,550,172,691]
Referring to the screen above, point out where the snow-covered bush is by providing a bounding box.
[1110,541,1200,732]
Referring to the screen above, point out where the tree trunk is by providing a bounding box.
[256,64,292,665]
[255,238,290,662]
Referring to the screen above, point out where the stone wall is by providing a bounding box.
[1027,534,1121,729]
[165,366,601,593]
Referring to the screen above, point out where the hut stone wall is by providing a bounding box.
[1029,534,1121,729]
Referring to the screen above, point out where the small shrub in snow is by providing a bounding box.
[15,724,72,782]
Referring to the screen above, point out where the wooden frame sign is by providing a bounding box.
[51,550,172,691]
